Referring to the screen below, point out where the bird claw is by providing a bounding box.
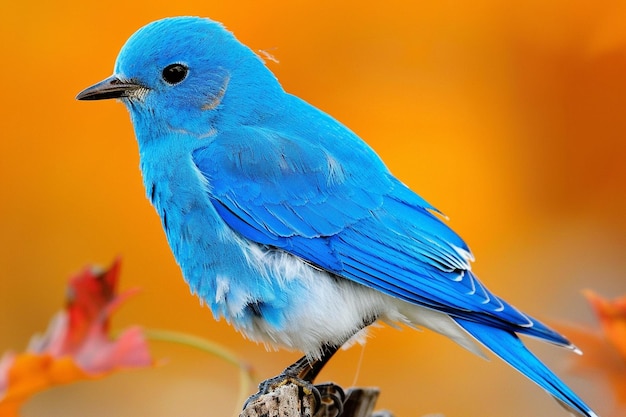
[244,373,321,409]
[244,374,345,417]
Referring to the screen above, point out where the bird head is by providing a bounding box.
[77,17,282,140]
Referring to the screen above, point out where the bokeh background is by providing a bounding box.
[1,1,626,416]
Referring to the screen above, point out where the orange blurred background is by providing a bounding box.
[1,1,626,416]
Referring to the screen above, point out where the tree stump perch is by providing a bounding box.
[240,382,393,417]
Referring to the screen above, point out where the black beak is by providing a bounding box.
[76,76,143,101]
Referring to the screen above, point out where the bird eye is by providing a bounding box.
[162,63,188,85]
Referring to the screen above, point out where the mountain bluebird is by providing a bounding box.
[77,17,598,417]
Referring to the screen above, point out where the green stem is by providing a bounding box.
[144,328,255,416]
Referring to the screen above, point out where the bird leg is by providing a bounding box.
[244,344,346,417]
[284,343,339,382]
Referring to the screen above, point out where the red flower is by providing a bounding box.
[0,259,153,416]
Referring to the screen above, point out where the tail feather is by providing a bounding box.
[455,318,598,417]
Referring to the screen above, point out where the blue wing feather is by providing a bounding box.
[193,119,568,346]
[456,318,597,417]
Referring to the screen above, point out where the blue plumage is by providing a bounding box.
[77,16,598,417]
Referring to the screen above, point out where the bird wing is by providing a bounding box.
[192,125,565,343]
[193,126,594,415]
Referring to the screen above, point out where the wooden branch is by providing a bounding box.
[240,382,394,417]
[240,383,312,417]
[343,387,393,417]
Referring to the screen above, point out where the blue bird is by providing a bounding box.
[77,17,598,416]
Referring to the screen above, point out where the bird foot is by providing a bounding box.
[244,374,346,417]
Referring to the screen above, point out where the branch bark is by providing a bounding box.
[240,382,393,417]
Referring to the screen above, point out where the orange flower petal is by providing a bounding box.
[551,291,626,416]
[0,353,87,417]
[582,290,626,361]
